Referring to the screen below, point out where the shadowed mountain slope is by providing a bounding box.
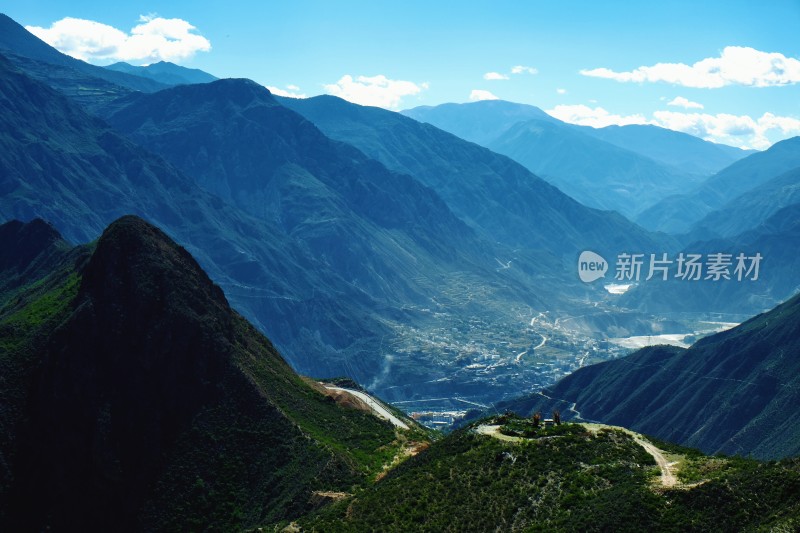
[0,216,407,531]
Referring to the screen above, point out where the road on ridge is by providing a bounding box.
[324,386,409,429]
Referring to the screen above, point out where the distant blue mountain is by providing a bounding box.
[402,100,748,217]
[638,136,800,233]
[105,61,218,86]
[579,123,753,177]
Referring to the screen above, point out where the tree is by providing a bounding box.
[553,410,561,425]
[532,412,541,428]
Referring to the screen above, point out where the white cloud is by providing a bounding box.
[556,88,567,95]
[323,74,426,109]
[511,65,538,75]
[580,46,800,89]
[547,100,800,149]
[469,89,499,101]
[266,85,306,99]
[26,16,211,64]
[667,96,704,109]
[652,110,800,149]
[546,104,649,128]
[483,71,509,80]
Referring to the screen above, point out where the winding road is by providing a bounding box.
[324,386,410,429]
[476,421,678,488]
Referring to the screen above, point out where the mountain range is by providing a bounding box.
[402,100,750,218]
[105,60,218,86]
[638,136,800,234]
[0,16,690,408]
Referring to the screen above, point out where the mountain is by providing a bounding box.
[618,201,800,315]
[689,166,800,240]
[581,123,752,177]
[403,100,748,177]
[295,418,800,531]
[638,137,800,233]
[103,79,486,306]
[0,13,166,106]
[105,60,218,85]
[495,289,800,460]
[0,50,397,384]
[0,50,572,408]
[278,94,672,256]
[0,216,416,531]
[402,100,732,217]
[486,118,703,217]
[402,99,558,145]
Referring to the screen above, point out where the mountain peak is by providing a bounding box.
[82,215,232,320]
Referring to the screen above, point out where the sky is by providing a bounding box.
[5,0,800,149]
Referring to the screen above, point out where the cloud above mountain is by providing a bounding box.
[546,103,800,149]
[265,85,307,98]
[653,111,800,149]
[469,89,499,101]
[324,74,427,109]
[546,104,647,128]
[580,46,800,88]
[26,15,211,64]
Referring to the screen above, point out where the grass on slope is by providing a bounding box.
[293,415,800,532]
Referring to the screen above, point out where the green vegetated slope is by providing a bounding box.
[0,217,418,532]
[297,417,800,532]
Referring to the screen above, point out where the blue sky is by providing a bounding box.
[6,1,800,149]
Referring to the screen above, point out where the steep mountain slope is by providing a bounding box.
[502,290,800,459]
[0,217,410,532]
[106,60,218,85]
[279,94,672,257]
[0,51,393,381]
[638,136,800,233]
[690,166,800,240]
[0,13,166,99]
[487,118,702,216]
[620,202,800,315]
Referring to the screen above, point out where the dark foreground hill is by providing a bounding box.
[489,290,800,460]
[0,217,414,532]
